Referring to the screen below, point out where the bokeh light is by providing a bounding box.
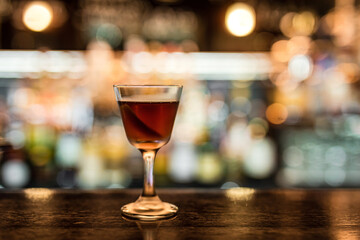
[324,168,346,187]
[283,146,304,168]
[225,3,256,37]
[266,103,288,125]
[230,97,251,117]
[280,12,297,38]
[1,160,30,188]
[337,63,359,83]
[271,40,290,63]
[247,117,269,139]
[243,138,276,179]
[280,11,317,37]
[95,23,122,48]
[288,54,313,81]
[325,146,347,167]
[292,11,317,36]
[288,36,312,55]
[23,1,53,32]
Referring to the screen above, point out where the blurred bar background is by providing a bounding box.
[0,0,359,189]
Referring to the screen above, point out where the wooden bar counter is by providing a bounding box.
[0,188,359,239]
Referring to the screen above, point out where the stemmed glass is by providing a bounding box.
[113,85,182,220]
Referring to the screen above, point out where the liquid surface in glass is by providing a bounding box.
[118,100,179,150]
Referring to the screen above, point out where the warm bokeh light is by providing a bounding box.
[225,3,256,37]
[23,1,53,32]
[337,63,359,83]
[280,12,297,38]
[280,11,316,37]
[266,103,288,125]
[292,11,317,36]
[288,36,311,55]
[271,40,290,63]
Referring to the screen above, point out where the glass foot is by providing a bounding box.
[121,195,178,221]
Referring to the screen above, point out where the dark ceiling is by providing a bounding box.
[0,0,335,51]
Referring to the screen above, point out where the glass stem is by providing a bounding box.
[141,150,157,197]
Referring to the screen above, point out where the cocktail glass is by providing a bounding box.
[113,85,182,220]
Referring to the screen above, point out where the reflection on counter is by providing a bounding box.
[225,188,255,202]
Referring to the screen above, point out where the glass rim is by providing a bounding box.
[113,84,182,88]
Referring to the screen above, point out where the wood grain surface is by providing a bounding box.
[0,188,359,239]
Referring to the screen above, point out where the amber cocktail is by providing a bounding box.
[113,85,182,220]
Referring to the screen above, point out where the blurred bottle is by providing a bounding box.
[169,141,198,183]
[77,127,106,188]
[55,132,83,188]
[25,124,57,187]
[26,124,56,167]
[196,143,224,185]
[154,152,170,186]
[0,139,31,188]
[101,124,131,189]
